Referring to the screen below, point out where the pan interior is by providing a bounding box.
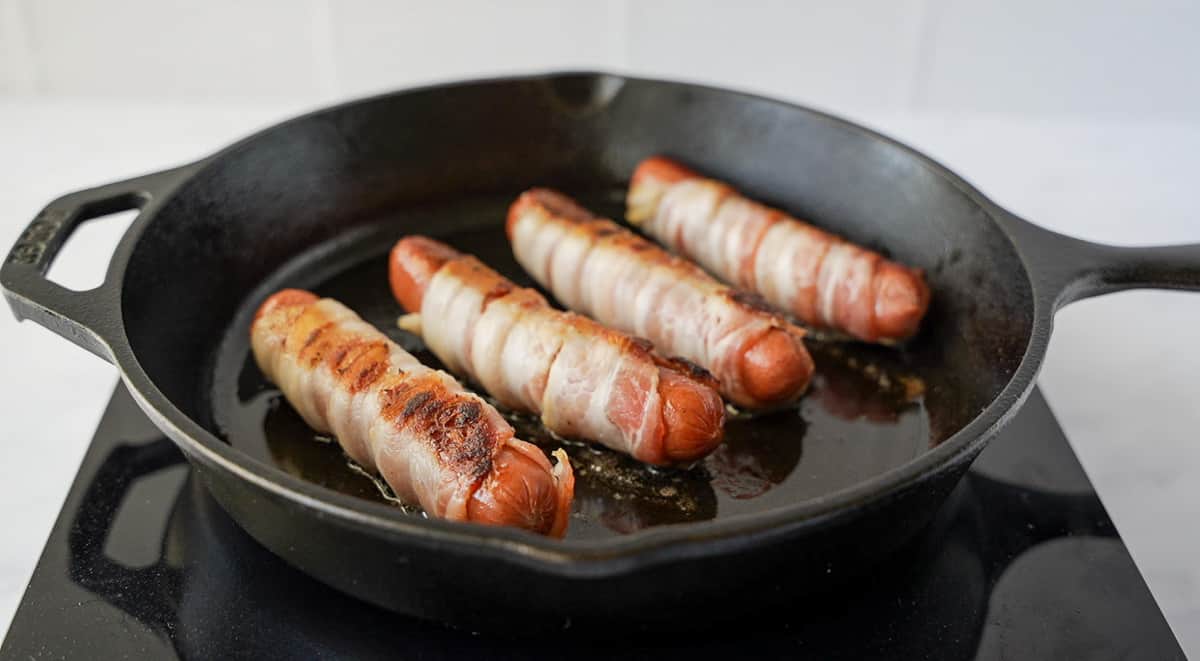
[209,190,937,540]
[117,75,1035,540]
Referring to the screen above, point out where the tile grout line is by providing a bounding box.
[309,0,340,100]
[2,0,40,94]
[612,0,631,71]
[907,0,944,113]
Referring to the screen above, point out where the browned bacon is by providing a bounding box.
[389,236,725,465]
[628,156,930,344]
[507,189,814,409]
[250,289,574,536]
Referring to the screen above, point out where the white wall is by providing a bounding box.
[3,0,1199,119]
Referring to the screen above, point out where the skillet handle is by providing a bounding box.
[1003,215,1200,308]
[0,167,189,363]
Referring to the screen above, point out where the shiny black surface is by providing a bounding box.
[1,384,1183,660]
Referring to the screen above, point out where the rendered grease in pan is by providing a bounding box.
[211,191,934,540]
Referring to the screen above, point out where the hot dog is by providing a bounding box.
[507,188,814,409]
[251,289,574,536]
[628,156,931,344]
[390,236,725,465]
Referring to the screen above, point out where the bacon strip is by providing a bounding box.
[250,289,574,536]
[628,156,931,344]
[389,236,726,466]
[507,189,814,409]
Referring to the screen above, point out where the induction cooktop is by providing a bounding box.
[0,384,1185,660]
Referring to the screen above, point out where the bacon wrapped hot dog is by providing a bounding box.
[390,236,725,466]
[251,289,574,536]
[628,156,931,344]
[507,189,814,409]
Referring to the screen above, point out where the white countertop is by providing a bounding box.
[0,98,1196,653]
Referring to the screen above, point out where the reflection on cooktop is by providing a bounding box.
[0,385,1184,660]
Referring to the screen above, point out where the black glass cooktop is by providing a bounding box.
[0,384,1185,660]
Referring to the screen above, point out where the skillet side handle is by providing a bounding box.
[1003,215,1200,309]
[0,168,188,363]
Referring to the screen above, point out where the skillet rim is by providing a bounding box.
[101,70,1052,575]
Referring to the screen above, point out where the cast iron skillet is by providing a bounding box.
[4,72,1199,632]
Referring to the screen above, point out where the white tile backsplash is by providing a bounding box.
[327,0,626,98]
[5,0,1200,120]
[624,0,928,113]
[20,0,322,100]
[915,0,1200,117]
